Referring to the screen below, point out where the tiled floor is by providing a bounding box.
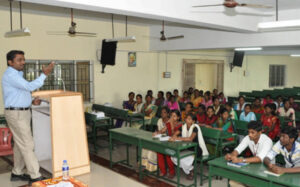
[0,136,228,187]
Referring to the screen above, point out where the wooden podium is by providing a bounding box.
[31,90,90,177]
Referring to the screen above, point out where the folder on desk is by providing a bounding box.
[227,162,249,168]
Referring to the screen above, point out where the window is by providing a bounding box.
[24,60,94,102]
[269,65,285,87]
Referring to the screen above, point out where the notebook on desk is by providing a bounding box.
[227,162,249,168]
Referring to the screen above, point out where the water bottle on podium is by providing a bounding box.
[62,160,69,180]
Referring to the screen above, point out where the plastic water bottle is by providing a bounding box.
[62,160,69,180]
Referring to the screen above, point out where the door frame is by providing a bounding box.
[182,59,224,93]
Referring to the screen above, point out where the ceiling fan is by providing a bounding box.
[193,0,272,9]
[160,21,184,41]
[47,8,97,37]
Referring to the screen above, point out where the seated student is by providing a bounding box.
[116,92,136,128]
[212,88,218,98]
[278,99,296,127]
[164,91,172,106]
[201,106,218,127]
[134,94,144,113]
[201,91,213,108]
[239,104,257,122]
[197,104,207,124]
[218,92,227,105]
[225,102,238,120]
[181,102,194,121]
[234,96,247,111]
[191,89,203,108]
[199,90,204,97]
[274,95,283,110]
[153,110,182,178]
[212,108,234,134]
[180,91,191,103]
[262,94,273,107]
[142,107,170,172]
[147,90,156,104]
[252,97,264,114]
[225,121,273,187]
[169,114,209,180]
[261,103,280,140]
[155,91,165,107]
[173,89,181,102]
[133,95,157,129]
[168,95,180,111]
[188,87,194,99]
[123,92,136,111]
[264,126,300,174]
[289,96,299,111]
[212,96,223,116]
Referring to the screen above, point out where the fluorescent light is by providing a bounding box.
[5,27,31,37]
[235,47,262,51]
[290,54,300,57]
[258,19,300,31]
[105,36,136,43]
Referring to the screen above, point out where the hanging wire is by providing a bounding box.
[9,0,12,31]
[125,16,128,37]
[19,1,22,28]
[276,0,278,21]
[165,51,168,71]
[112,14,114,38]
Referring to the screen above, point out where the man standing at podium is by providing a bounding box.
[2,50,55,184]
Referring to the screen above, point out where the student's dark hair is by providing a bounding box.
[171,110,181,121]
[244,104,252,109]
[276,95,282,99]
[147,90,153,95]
[173,89,178,93]
[219,108,228,115]
[136,94,142,99]
[166,91,172,96]
[146,94,153,99]
[199,90,204,95]
[207,106,215,112]
[265,103,277,116]
[283,99,289,105]
[238,96,245,100]
[288,96,294,100]
[161,106,170,114]
[266,94,271,98]
[255,97,260,100]
[218,92,224,96]
[225,102,233,107]
[204,91,211,96]
[247,121,263,132]
[6,50,24,66]
[128,92,135,96]
[212,96,219,102]
[186,102,194,108]
[186,113,197,122]
[198,104,206,111]
[158,91,164,97]
[281,126,298,141]
[183,91,188,95]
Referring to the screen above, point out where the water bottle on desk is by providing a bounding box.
[62,160,69,180]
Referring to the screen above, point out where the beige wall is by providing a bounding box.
[1,3,300,114]
[195,64,217,92]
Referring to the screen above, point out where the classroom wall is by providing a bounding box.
[1,3,300,114]
[195,64,217,92]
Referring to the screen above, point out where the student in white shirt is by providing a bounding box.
[264,126,300,174]
[225,121,273,187]
[278,99,296,127]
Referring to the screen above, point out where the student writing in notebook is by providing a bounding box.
[264,126,300,174]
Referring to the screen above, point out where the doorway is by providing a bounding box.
[182,59,224,92]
